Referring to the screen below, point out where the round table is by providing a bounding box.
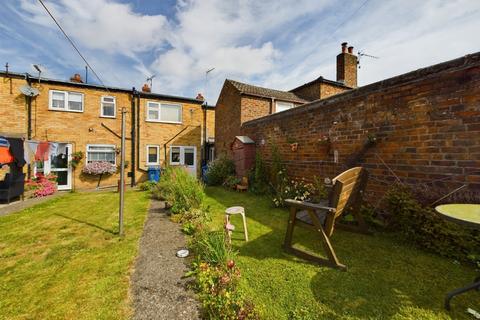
[435,204,480,310]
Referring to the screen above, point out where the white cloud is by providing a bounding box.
[9,0,480,102]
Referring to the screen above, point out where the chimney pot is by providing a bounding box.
[196,93,205,101]
[70,73,83,83]
[341,42,348,53]
[142,83,151,93]
[348,46,354,54]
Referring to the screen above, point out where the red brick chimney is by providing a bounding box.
[142,83,151,93]
[70,73,83,83]
[336,42,357,88]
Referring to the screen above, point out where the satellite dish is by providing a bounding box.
[20,85,39,97]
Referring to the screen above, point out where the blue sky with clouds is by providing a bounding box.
[1,0,479,104]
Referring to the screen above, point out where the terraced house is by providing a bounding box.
[0,71,215,190]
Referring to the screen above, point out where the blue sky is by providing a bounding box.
[1,0,480,104]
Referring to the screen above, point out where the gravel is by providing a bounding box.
[131,199,200,320]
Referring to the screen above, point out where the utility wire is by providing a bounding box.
[37,0,109,92]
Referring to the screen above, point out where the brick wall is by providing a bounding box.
[290,83,321,101]
[241,53,480,200]
[215,80,242,157]
[320,83,349,99]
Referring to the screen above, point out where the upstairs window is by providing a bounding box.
[275,101,294,113]
[146,145,159,165]
[86,145,116,164]
[49,90,84,112]
[101,96,116,118]
[146,102,182,123]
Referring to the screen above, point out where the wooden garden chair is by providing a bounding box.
[283,167,369,270]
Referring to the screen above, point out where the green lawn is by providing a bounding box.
[205,187,479,320]
[0,190,150,320]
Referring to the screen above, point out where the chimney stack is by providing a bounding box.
[70,73,83,83]
[142,83,151,93]
[336,42,357,88]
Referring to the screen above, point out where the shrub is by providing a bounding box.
[205,157,235,186]
[385,185,480,265]
[138,180,157,191]
[248,153,270,195]
[223,175,240,190]
[272,169,315,207]
[192,231,236,266]
[155,166,205,215]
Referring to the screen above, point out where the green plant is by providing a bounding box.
[138,180,157,191]
[270,145,285,189]
[155,166,205,215]
[248,153,270,195]
[192,231,236,266]
[223,175,240,189]
[272,169,314,207]
[309,176,328,203]
[70,151,84,169]
[205,157,235,186]
[385,185,480,265]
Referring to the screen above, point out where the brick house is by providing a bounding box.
[0,71,215,190]
[215,42,355,156]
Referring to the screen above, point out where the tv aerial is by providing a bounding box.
[20,84,39,97]
[146,74,156,88]
[357,51,379,69]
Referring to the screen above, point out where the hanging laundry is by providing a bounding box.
[49,142,59,157]
[7,138,26,168]
[23,141,32,164]
[57,143,67,155]
[0,137,14,165]
[35,141,50,161]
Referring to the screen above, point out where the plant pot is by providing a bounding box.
[290,143,298,152]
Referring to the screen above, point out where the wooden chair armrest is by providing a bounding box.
[285,199,336,213]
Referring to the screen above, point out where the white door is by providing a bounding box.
[34,143,72,190]
[170,146,197,176]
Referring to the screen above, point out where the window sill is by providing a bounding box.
[146,119,182,124]
[100,115,116,119]
[49,108,84,113]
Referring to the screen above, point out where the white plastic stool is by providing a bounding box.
[225,206,248,241]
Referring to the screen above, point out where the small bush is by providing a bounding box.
[272,169,315,207]
[155,166,205,215]
[205,157,235,186]
[223,175,240,190]
[385,185,480,265]
[192,231,236,266]
[248,153,270,195]
[138,180,157,191]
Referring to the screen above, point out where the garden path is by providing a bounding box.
[131,199,200,320]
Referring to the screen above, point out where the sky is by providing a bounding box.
[1,0,479,104]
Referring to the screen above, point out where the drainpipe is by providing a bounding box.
[130,87,136,187]
[202,103,207,165]
[26,73,32,179]
[136,92,146,173]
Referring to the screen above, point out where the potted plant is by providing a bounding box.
[70,151,84,169]
[82,161,117,189]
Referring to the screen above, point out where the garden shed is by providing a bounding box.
[231,136,255,178]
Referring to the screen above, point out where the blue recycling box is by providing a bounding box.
[147,166,161,182]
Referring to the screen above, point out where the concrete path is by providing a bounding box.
[131,200,200,320]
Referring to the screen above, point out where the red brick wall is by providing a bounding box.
[241,53,480,200]
[241,96,271,123]
[215,81,242,157]
[320,83,349,99]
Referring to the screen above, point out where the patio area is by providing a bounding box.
[204,186,479,319]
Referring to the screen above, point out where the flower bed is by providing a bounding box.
[24,173,57,198]
[153,166,258,319]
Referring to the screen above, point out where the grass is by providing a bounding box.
[0,190,150,320]
[205,187,479,320]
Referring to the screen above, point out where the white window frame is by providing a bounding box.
[100,96,116,118]
[146,101,183,124]
[170,146,181,165]
[275,101,294,113]
[49,90,84,112]
[86,144,116,165]
[146,145,160,165]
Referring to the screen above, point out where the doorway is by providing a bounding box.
[170,146,197,176]
[34,143,72,190]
